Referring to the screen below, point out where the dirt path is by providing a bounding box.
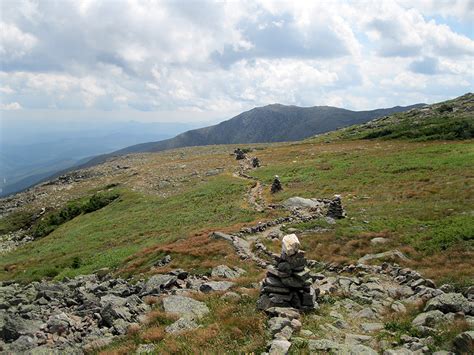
[233,157,267,212]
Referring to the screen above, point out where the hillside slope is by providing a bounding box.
[0,94,472,354]
[322,93,473,142]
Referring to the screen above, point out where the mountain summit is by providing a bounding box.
[82,103,423,168]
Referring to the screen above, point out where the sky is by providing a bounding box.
[0,0,473,123]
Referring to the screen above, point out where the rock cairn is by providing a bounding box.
[257,234,317,311]
[271,175,282,193]
[234,148,246,160]
[326,194,345,219]
[252,157,260,168]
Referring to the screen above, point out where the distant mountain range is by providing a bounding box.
[81,103,424,168]
[1,102,423,197]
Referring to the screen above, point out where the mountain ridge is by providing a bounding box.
[79,102,424,168]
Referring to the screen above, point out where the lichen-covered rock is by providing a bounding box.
[162,296,209,319]
[425,293,472,315]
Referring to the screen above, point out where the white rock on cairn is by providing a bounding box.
[282,234,300,257]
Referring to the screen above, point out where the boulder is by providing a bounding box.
[162,296,209,319]
[282,197,321,210]
[0,314,41,342]
[211,265,246,279]
[199,281,234,293]
[268,339,291,354]
[453,331,474,353]
[143,274,177,294]
[358,250,409,264]
[425,293,472,315]
[412,310,445,327]
[165,317,199,334]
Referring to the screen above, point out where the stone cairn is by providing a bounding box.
[271,175,282,193]
[257,234,316,311]
[234,148,246,160]
[252,157,260,168]
[326,194,346,219]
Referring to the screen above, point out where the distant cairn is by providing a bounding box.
[257,234,317,311]
[252,157,260,168]
[271,175,282,193]
[234,148,246,160]
[326,194,346,219]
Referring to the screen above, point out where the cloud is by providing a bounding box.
[0,22,37,61]
[0,0,472,120]
[0,102,22,110]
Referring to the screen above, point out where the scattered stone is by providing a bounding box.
[220,292,241,302]
[453,331,474,353]
[162,296,209,319]
[358,250,409,264]
[412,310,445,327]
[361,322,384,332]
[143,274,177,294]
[268,339,291,354]
[425,293,472,315]
[165,317,199,334]
[211,265,246,279]
[199,281,234,293]
[370,237,388,245]
[136,343,156,354]
[282,197,321,210]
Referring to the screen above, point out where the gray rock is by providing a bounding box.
[211,265,246,279]
[383,349,414,355]
[370,237,388,245]
[274,325,293,340]
[268,317,291,335]
[162,296,209,319]
[358,250,408,264]
[425,293,472,315]
[360,322,384,332]
[350,345,378,355]
[199,281,234,293]
[220,292,241,302]
[308,339,348,352]
[412,310,445,327]
[47,312,71,334]
[453,331,474,353]
[0,314,41,341]
[100,296,133,327]
[269,339,291,354]
[165,317,199,334]
[136,343,156,354]
[356,307,378,319]
[144,274,177,294]
[345,333,373,345]
[282,197,322,209]
[265,307,300,320]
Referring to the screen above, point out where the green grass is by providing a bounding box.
[331,93,474,142]
[251,140,474,284]
[0,175,260,283]
[0,209,37,234]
